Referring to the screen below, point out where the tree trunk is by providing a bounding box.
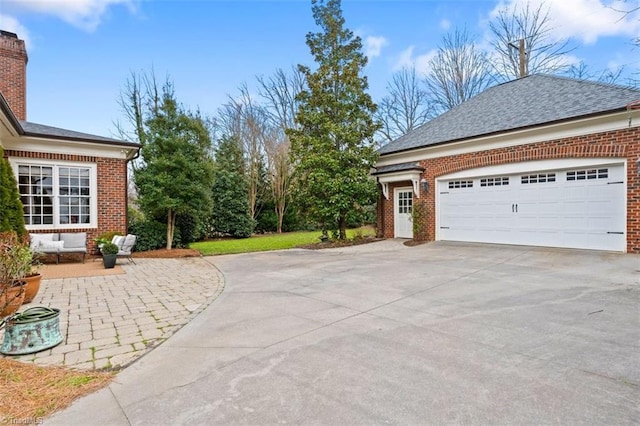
[166,209,175,250]
[276,201,284,233]
[338,216,347,240]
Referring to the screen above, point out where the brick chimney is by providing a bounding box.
[0,30,28,120]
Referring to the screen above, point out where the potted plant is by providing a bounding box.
[0,231,31,317]
[94,231,121,255]
[22,255,42,304]
[101,241,119,269]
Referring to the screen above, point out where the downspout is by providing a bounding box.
[125,148,141,234]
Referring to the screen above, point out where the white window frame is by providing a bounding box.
[9,158,98,230]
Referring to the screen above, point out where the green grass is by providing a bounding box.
[191,227,375,256]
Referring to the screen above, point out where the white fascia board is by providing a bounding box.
[377,170,422,199]
[3,135,135,159]
[377,110,638,167]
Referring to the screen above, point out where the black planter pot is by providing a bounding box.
[103,254,117,269]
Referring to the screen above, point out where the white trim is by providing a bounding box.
[8,157,98,230]
[3,135,136,160]
[377,110,638,167]
[377,170,422,199]
[394,187,414,239]
[437,158,625,180]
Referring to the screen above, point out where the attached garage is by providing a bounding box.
[437,161,626,251]
[374,75,640,253]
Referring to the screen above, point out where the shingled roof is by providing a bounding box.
[378,74,640,155]
[20,121,137,146]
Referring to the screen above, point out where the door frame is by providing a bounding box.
[394,186,414,239]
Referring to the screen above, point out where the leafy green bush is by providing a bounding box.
[100,242,119,255]
[176,213,205,246]
[129,220,180,251]
[95,230,122,247]
[0,153,27,237]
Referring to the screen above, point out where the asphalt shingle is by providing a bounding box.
[20,121,137,146]
[378,74,640,155]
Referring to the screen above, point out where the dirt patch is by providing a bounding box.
[0,358,113,424]
[132,248,201,258]
[298,237,384,250]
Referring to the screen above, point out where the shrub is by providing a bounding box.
[129,220,180,251]
[100,242,119,255]
[95,231,122,247]
[0,153,27,237]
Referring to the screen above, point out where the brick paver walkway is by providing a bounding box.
[4,257,224,370]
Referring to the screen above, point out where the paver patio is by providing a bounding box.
[4,257,224,370]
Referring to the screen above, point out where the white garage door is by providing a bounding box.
[438,164,626,251]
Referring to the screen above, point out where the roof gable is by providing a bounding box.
[379,74,640,155]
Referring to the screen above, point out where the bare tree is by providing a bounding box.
[375,67,433,144]
[217,83,270,224]
[566,62,625,85]
[257,67,305,232]
[489,1,575,80]
[425,28,493,114]
[113,70,166,214]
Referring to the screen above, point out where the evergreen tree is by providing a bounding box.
[288,0,380,239]
[134,86,214,249]
[0,148,26,237]
[210,136,253,238]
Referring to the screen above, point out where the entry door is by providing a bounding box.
[395,188,413,238]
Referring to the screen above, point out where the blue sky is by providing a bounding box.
[1,0,639,139]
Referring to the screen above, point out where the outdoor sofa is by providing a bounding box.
[30,232,88,264]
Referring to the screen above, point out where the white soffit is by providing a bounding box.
[378,170,422,199]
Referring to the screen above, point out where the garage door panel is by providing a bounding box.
[438,164,625,251]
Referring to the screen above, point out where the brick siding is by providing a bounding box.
[0,34,27,120]
[5,150,128,252]
[379,126,640,253]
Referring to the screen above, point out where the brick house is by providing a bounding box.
[374,74,640,253]
[0,30,140,251]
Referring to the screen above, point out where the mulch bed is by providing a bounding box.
[403,240,429,247]
[132,248,201,258]
[298,236,384,250]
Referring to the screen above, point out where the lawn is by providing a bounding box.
[191,227,375,256]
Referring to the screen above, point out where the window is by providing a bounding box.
[448,180,473,189]
[521,173,556,184]
[480,177,509,187]
[398,191,413,214]
[14,161,97,229]
[566,168,608,181]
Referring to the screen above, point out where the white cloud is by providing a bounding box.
[0,14,31,47]
[365,35,389,59]
[489,0,640,45]
[440,19,451,31]
[4,0,137,32]
[392,46,437,76]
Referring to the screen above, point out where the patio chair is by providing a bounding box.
[112,234,137,264]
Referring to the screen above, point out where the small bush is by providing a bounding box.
[95,231,122,247]
[129,220,180,251]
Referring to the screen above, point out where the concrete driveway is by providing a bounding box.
[48,241,640,425]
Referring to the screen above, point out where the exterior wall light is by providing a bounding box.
[420,178,429,194]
